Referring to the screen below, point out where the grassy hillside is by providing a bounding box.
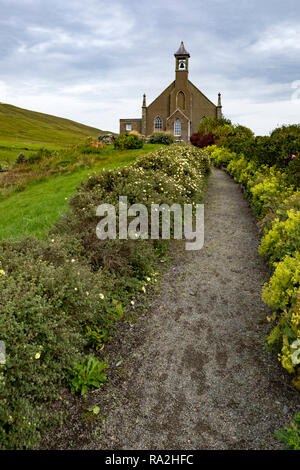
[0,144,162,240]
[0,102,108,146]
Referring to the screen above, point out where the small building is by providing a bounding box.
[119,42,222,142]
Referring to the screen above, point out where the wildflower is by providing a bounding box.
[131,300,135,306]
[0,269,6,276]
[74,287,78,291]
[146,277,151,282]
[35,353,41,359]
[71,259,76,263]
[291,154,296,159]
[86,291,89,296]
[141,286,146,293]
[51,239,55,243]
[99,293,104,300]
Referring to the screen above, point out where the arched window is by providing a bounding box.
[154,116,162,131]
[177,91,185,110]
[174,119,181,136]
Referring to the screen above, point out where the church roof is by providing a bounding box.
[174,41,190,57]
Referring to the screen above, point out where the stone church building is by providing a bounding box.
[119,42,222,142]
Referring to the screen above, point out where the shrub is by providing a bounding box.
[190,132,215,148]
[271,124,300,139]
[259,210,300,263]
[263,254,299,377]
[197,117,232,135]
[27,148,52,164]
[15,152,28,165]
[262,253,299,313]
[250,171,294,217]
[148,132,174,145]
[286,155,300,188]
[114,133,143,150]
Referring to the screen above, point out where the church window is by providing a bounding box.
[126,123,132,131]
[154,116,163,131]
[174,119,181,136]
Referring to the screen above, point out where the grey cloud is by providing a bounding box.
[0,0,299,135]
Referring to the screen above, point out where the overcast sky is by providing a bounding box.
[0,0,299,135]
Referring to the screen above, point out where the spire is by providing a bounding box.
[174,41,190,57]
[142,93,146,107]
[218,92,222,107]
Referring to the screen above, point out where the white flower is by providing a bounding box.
[131,300,135,305]
[99,293,104,300]
[71,259,76,263]
[74,287,78,291]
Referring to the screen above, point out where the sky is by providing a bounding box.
[0,0,299,135]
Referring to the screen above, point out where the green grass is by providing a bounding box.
[0,141,65,166]
[0,144,162,240]
[0,102,110,147]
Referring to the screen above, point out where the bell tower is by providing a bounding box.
[174,41,190,85]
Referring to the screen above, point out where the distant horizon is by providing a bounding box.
[0,0,299,136]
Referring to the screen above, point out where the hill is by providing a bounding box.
[0,102,110,146]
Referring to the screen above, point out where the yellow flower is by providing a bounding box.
[35,353,41,360]
[99,293,104,300]
[141,286,146,293]
[0,269,6,276]
[131,300,135,305]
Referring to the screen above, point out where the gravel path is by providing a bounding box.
[41,167,299,450]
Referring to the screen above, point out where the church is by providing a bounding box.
[119,42,222,142]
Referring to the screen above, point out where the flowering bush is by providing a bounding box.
[148,132,174,145]
[259,210,300,263]
[114,133,143,150]
[250,171,294,217]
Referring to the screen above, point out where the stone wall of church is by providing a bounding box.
[145,82,175,136]
[119,119,142,134]
[188,82,217,135]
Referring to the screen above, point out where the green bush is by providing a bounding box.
[148,133,174,145]
[259,210,300,263]
[262,253,299,313]
[274,413,300,450]
[114,133,143,150]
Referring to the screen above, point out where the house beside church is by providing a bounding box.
[119,42,222,142]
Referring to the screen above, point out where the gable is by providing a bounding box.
[188,80,217,108]
[147,81,175,111]
[167,107,190,122]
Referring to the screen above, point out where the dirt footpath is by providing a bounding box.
[41,168,299,450]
